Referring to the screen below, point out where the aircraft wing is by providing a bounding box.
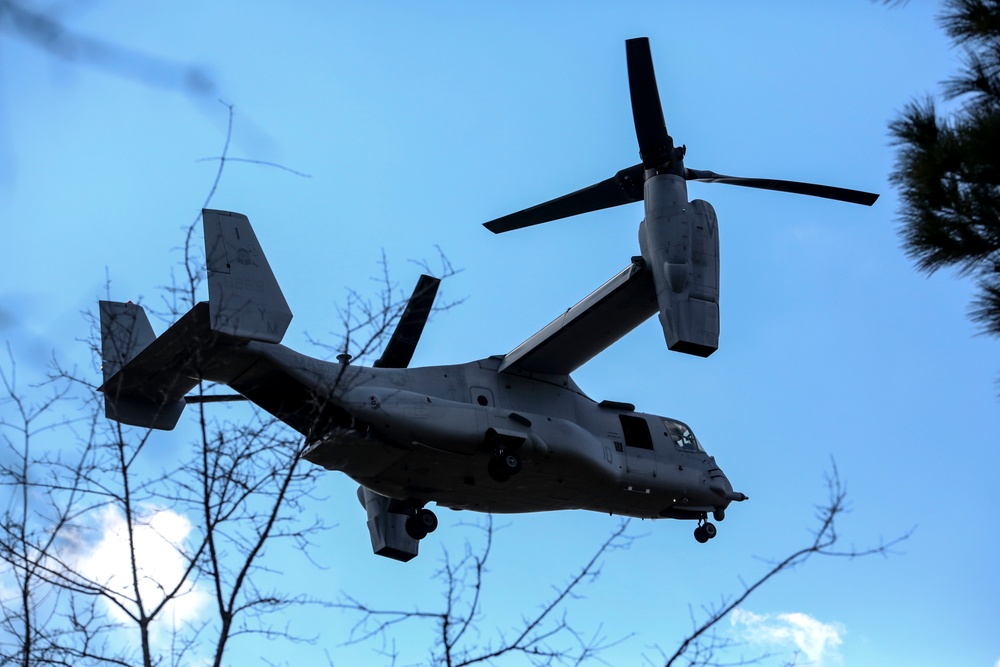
[499,259,658,376]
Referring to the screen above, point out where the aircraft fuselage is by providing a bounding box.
[238,344,742,521]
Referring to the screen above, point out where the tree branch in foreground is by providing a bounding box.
[336,517,635,667]
[659,463,912,667]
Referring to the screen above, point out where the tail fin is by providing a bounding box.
[99,301,156,382]
[204,209,292,343]
[98,301,188,430]
[98,210,290,430]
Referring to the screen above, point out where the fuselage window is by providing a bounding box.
[619,415,654,449]
[663,418,704,452]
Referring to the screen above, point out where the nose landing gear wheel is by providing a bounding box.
[405,508,438,541]
[693,521,717,543]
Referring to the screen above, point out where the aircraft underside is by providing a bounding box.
[301,414,726,519]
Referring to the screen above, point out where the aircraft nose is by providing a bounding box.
[707,470,748,504]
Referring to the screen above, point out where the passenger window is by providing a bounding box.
[619,415,653,450]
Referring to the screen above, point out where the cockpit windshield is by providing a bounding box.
[662,418,704,453]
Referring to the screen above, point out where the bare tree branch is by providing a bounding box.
[0,104,372,666]
[659,462,912,667]
[336,518,634,667]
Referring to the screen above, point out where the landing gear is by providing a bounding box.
[405,508,438,541]
[487,449,522,482]
[693,521,717,544]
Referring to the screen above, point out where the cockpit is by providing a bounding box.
[662,417,704,453]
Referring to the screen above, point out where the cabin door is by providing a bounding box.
[619,414,657,478]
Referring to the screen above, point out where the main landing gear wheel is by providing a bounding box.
[487,450,522,482]
[405,508,438,541]
[693,521,717,544]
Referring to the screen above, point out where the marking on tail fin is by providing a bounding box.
[235,246,258,267]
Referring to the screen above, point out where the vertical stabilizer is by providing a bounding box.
[99,301,156,383]
[98,300,186,430]
[203,209,292,343]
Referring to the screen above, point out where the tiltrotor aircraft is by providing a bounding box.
[98,38,876,561]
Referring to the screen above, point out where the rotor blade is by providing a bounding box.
[374,274,441,369]
[483,164,645,233]
[626,37,672,170]
[685,169,879,206]
[185,394,249,403]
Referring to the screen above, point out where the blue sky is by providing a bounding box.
[2,2,998,665]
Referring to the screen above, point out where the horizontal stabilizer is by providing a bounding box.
[204,209,292,343]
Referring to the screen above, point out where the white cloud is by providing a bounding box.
[731,608,844,665]
[71,506,209,632]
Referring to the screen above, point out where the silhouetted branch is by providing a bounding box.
[336,518,634,667]
[658,463,912,667]
[0,104,375,666]
[195,155,313,179]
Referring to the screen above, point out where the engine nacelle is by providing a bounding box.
[357,486,419,562]
[639,174,720,357]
